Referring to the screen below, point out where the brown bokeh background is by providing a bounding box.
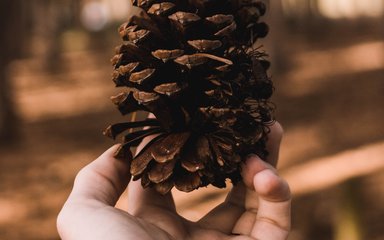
[0,0,383,239]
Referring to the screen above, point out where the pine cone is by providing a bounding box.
[104,0,274,194]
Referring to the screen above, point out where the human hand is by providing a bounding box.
[57,122,290,240]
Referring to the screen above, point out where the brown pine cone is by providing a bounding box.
[104,0,274,194]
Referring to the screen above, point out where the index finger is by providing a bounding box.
[242,121,283,190]
[266,121,283,167]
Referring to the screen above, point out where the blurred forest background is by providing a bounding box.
[0,0,383,239]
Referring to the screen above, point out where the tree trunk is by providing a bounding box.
[0,0,25,143]
[0,67,17,142]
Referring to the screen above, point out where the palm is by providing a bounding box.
[57,122,290,240]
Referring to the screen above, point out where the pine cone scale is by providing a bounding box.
[148,159,176,183]
[154,179,174,195]
[174,171,201,192]
[151,132,190,163]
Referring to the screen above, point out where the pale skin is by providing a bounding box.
[57,122,291,240]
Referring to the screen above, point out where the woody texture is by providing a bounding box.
[104,0,274,194]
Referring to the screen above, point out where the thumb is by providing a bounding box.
[68,145,132,206]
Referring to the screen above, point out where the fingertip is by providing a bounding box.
[253,170,291,202]
[111,143,122,151]
[269,121,284,138]
[241,155,274,190]
[96,144,131,176]
[104,144,122,157]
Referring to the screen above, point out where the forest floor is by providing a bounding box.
[0,27,384,239]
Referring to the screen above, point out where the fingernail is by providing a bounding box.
[246,153,261,160]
